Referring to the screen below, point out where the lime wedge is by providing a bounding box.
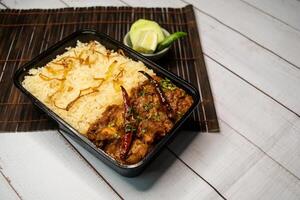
[133,30,158,54]
[130,19,165,48]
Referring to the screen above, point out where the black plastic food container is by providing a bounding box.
[13,29,200,177]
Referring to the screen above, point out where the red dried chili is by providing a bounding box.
[138,71,175,121]
[119,86,136,159]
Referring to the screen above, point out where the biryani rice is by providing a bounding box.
[22,41,154,134]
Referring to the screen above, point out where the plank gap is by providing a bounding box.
[59,132,124,200]
[181,0,300,71]
[167,147,227,200]
[203,53,300,118]
[0,170,23,200]
[239,0,300,32]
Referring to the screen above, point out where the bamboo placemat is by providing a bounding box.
[0,5,219,132]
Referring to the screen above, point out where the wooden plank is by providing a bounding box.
[167,56,300,198]
[225,156,300,200]
[243,0,300,31]
[0,131,121,200]
[185,0,300,68]
[62,0,125,7]
[267,119,300,176]
[169,121,300,199]
[2,0,67,9]
[192,10,300,115]
[169,121,264,193]
[202,56,300,178]
[0,131,223,200]
[62,132,223,200]
[0,174,20,200]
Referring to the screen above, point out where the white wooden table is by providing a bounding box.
[1,0,300,199]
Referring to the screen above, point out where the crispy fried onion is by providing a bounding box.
[39,73,66,81]
[65,89,98,111]
[117,49,125,56]
[44,56,77,80]
[93,77,105,81]
[79,51,100,66]
[52,56,78,67]
[45,65,65,74]
[104,61,128,92]
[113,68,125,92]
[94,49,112,60]
[74,42,106,65]
[52,80,104,111]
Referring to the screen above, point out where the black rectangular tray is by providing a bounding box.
[13,29,200,177]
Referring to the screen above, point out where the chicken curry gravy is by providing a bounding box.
[87,73,193,164]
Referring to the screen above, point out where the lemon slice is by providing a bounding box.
[130,19,164,47]
[133,30,158,54]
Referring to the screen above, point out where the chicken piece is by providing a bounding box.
[87,105,124,142]
[126,139,149,164]
[105,140,122,162]
[164,88,193,120]
[96,127,119,141]
[137,118,173,144]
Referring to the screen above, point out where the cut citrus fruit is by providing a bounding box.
[133,30,158,54]
[130,19,164,48]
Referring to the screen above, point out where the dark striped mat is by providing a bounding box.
[0,5,219,132]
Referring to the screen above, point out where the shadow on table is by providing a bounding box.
[121,148,178,190]
[38,125,201,192]
[122,128,201,191]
